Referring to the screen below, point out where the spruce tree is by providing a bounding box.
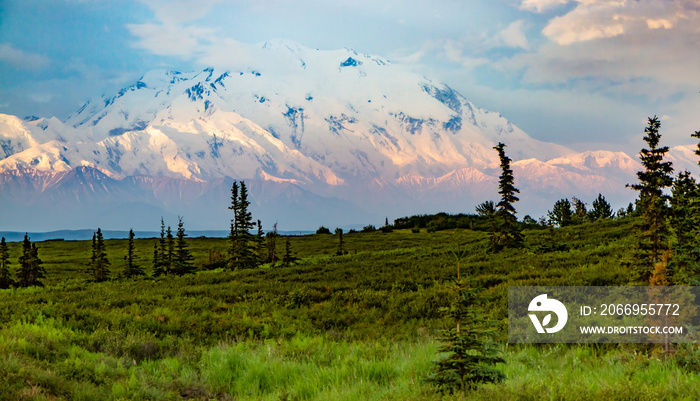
[266,223,278,266]
[228,180,257,269]
[17,234,45,287]
[174,217,194,275]
[153,218,168,276]
[0,237,14,289]
[124,229,144,278]
[547,198,573,227]
[282,237,299,267]
[628,116,674,283]
[166,225,174,274]
[492,142,523,250]
[590,193,613,221]
[256,219,264,265]
[571,197,587,224]
[89,228,110,282]
[228,181,240,267]
[428,247,504,392]
[669,171,700,283]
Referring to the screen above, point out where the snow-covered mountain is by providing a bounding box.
[0,40,690,232]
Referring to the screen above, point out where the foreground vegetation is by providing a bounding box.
[2,219,700,400]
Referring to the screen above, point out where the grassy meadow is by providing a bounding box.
[1,218,699,400]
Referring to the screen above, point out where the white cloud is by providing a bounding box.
[520,0,570,13]
[538,0,699,45]
[505,0,700,94]
[498,20,530,49]
[0,43,50,70]
[126,23,218,59]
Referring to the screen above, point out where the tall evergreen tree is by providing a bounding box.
[89,228,110,282]
[174,217,195,275]
[166,225,174,274]
[628,116,674,283]
[153,218,168,276]
[123,229,144,278]
[590,193,613,221]
[0,237,13,289]
[492,142,523,250]
[17,234,45,287]
[228,180,257,269]
[256,219,265,265]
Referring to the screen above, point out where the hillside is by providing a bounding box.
[2,218,696,400]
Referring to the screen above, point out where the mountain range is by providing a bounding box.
[1,39,697,232]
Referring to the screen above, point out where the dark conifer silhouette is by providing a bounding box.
[153,218,168,276]
[590,193,613,221]
[492,142,522,250]
[123,229,144,278]
[174,217,195,275]
[166,225,174,274]
[228,180,258,269]
[17,234,45,287]
[89,228,110,282]
[0,237,14,289]
[547,198,573,227]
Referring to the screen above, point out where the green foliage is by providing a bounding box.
[266,223,279,266]
[475,201,496,218]
[173,217,195,275]
[571,197,588,224]
[122,228,144,278]
[590,193,614,221]
[152,218,169,277]
[362,224,377,233]
[281,237,299,268]
[316,226,331,234]
[89,228,110,282]
[428,283,505,393]
[228,180,258,269]
[0,220,677,399]
[547,198,573,227]
[17,234,45,287]
[0,237,13,289]
[669,171,700,283]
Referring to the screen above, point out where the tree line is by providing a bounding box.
[0,180,301,288]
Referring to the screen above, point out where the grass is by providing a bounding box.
[0,217,696,399]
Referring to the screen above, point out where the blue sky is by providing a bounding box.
[1,0,698,152]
